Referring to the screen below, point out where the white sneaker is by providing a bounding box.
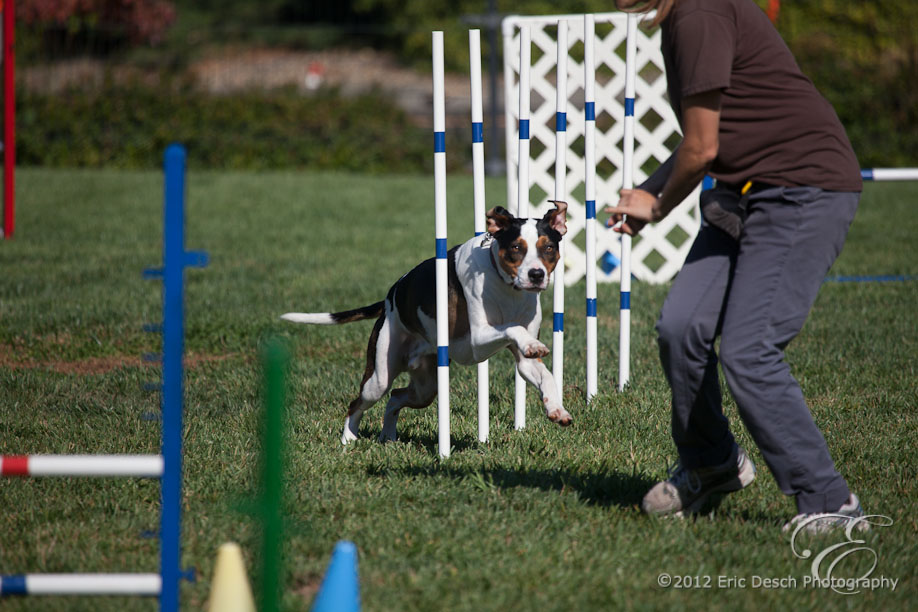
[641,446,756,517]
[782,493,869,535]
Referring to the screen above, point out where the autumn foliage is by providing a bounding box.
[18,0,176,45]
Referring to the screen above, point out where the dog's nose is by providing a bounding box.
[528,268,545,284]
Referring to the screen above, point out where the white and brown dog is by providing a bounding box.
[281,201,572,444]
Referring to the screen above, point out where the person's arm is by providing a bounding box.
[636,145,678,197]
[605,89,722,235]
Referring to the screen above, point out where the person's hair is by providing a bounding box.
[616,0,678,27]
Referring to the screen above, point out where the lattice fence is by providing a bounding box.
[502,12,701,285]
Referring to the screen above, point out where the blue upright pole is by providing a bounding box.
[159,143,186,612]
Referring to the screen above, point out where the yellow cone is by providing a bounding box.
[208,542,256,612]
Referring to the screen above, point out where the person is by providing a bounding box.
[606,0,867,533]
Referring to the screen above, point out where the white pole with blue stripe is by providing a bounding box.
[584,14,598,403]
[0,574,161,596]
[553,20,568,401]
[619,13,637,391]
[515,25,531,430]
[433,31,450,458]
[469,29,489,444]
[860,168,918,181]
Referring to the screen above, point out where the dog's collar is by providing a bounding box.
[489,247,520,290]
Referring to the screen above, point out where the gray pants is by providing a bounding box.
[657,185,859,513]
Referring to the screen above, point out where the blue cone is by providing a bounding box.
[311,541,360,612]
[601,250,621,275]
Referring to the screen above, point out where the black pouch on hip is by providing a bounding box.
[699,184,750,241]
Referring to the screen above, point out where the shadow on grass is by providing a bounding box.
[367,455,654,511]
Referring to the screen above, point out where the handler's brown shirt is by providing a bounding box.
[660,0,862,191]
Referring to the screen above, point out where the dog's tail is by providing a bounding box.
[280,301,385,325]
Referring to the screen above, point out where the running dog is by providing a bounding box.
[281,201,571,444]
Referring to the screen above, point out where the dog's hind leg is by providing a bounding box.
[342,314,403,444]
[378,354,437,443]
[509,346,573,426]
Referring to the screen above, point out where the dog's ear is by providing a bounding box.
[486,206,515,234]
[545,200,568,236]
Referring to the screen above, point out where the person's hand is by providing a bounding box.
[604,188,660,236]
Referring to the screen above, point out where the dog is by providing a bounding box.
[281,200,572,445]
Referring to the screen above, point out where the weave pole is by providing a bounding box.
[514,25,531,429]
[552,20,569,400]
[469,29,490,443]
[469,30,491,442]
[432,31,450,459]
[618,13,637,391]
[584,14,598,403]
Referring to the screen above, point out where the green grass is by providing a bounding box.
[1,168,916,610]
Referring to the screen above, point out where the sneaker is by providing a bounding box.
[782,493,869,535]
[642,446,757,517]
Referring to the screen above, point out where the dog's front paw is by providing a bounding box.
[522,340,550,359]
[545,406,573,427]
[341,416,360,445]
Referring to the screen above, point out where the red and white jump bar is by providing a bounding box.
[1,455,163,478]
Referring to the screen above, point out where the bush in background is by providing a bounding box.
[16,85,452,173]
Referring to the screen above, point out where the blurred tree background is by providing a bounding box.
[12,0,918,171]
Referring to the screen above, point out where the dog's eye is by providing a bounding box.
[510,244,522,252]
[542,244,555,253]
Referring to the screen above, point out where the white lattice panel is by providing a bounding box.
[502,12,700,285]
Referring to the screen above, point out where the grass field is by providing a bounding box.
[1,168,916,610]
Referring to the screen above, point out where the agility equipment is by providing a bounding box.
[1,0,14,239]
[513,25,532,429]
[432,31,451,458]
[207,543,256,612]
[311,541,360,612]
[0,144,208,610]
[469,29,490,444]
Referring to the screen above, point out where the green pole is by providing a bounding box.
[262,339,288,612]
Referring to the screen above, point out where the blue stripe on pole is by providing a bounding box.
[434,132,446,153]
[624,98,635,116]
[474,231,484,237]
[556,111,567,132]
[585,102,595,121]
[472,122,483,143]
[702,175,715,191]
[435,238,447,259]
[1,575,28,594]
[586,200,596,219]
[553,312,564,332]
[860,169,874,180]
[620,291,631,310]
[586,298,597,317]
[437,346,450,367]
[519,119,529,140]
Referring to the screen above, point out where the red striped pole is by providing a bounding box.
[2,0,13,238]
[1,455,164,477]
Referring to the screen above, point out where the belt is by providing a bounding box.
[714,179,772,196]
